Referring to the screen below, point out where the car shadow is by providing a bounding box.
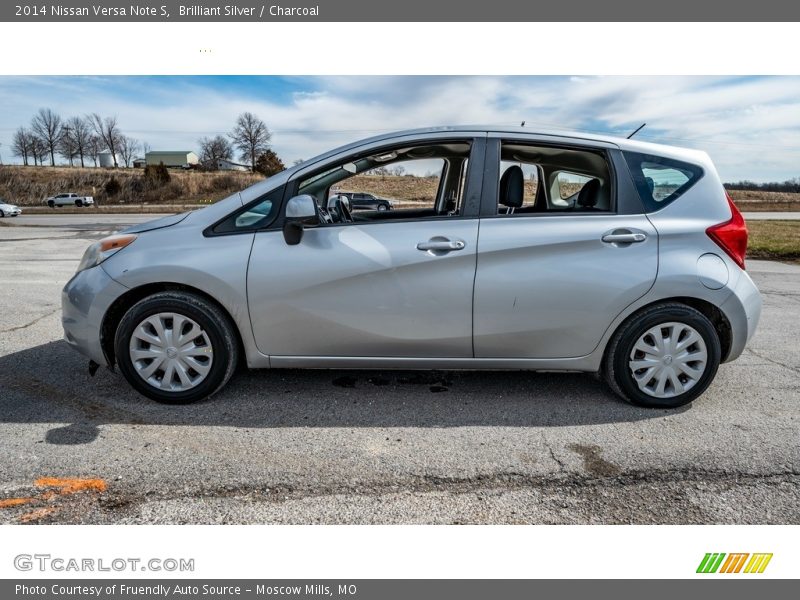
[0,340,685,445]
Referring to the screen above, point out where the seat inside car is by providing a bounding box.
[499,165,524,214]
[575,178,603,210]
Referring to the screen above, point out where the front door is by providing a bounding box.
[248,219,479,358]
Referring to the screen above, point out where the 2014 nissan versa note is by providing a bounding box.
[62,126,762,408]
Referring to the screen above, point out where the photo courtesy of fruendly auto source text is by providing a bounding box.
[0,0,798,596]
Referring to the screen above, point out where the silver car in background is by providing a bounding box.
[0,200,22,217]
[62,126,761,408]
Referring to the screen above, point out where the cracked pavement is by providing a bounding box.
[0,216,798,524]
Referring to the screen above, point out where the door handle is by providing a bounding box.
[416,239,466,252]
[601,232,647,244]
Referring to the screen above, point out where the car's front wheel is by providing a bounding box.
[0,210,5,218]
[377,204,388,211]
[603,302,721,408]
[115,291,239,404]
[48,200,55,208]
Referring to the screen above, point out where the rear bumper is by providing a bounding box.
[62,266,127,366]
[719,269,762,362]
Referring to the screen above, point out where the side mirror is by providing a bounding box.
[283,194,319,245]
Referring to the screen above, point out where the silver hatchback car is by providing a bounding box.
[62,126,761,408]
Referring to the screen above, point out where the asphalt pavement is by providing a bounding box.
[0,215,798,524]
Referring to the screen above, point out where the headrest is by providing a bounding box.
[577,178,602,208]
[499,165,524,209]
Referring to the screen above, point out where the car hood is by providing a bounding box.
[120,211,191,234]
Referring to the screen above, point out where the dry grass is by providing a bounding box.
[747,220,800,260]
[0,165,262,206]
[729,189,800,212]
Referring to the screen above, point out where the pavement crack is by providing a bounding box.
[541,432,566,473]
[0,308,59,333]
[746,347,800,375]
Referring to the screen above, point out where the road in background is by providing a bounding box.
[1,213,173,229]
[744,212,800,220]
[0,219,798,524]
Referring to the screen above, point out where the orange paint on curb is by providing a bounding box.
[34,477,107,495]
[0,498,35,509]
[19,507,56,523]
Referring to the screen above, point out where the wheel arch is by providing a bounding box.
[100,282,246,368]
[603,295,733,364]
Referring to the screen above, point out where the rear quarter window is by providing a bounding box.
[623,151,703,212]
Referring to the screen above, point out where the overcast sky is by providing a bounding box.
[0,75,798,182]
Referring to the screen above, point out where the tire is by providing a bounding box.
[75,200,83,207]
[377,204,388,211]
[48,201,55,208]
[0,210,5,218]
[115,291,239,404]
[603,302,721,408]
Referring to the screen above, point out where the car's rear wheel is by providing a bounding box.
[48,200,55,208]
[115,291,239,404]
[75,200,83,207]
[377,204,388,211]
[603,302,721,408]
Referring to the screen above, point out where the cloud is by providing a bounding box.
[0,75,798,181]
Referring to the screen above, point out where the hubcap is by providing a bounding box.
[129,312,213,392]
[628,322,707,399]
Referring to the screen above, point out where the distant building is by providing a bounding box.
[145,151,199,168]
[132,158,146,169]
[216,159,250,172]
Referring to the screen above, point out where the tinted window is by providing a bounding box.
[624,151,703,212]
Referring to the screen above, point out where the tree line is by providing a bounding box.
[12,108,144,169]
[11,108,286,176]
[197,111,284,175]
[725,178,800,194]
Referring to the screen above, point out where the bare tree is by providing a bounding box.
[87,113,122,167]
[118,136,140,168]
[30,135,49,166]
[31,108,64,166]
[58,131,79,166]
[12,127,33,166]
[63,116,92,168]
[198,135,233,170]
[228,112,271,172]
[87,135,103,167]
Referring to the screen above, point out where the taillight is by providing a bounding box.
[706,193,748,270]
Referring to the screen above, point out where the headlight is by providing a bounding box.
[76,234,137,272]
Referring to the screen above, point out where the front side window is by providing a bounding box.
[210,186,282,234]
[297,141,473,223]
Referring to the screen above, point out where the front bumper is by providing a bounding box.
[62,265,128,366]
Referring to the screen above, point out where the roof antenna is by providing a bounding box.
[520,121,525,127]
[627,123,646,139]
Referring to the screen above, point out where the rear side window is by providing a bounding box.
[623,151,703,212]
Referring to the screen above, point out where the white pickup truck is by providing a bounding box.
[44,193,95,208]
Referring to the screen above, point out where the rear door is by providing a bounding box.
[473,136,658,358]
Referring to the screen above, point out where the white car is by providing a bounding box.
[0,200,22,217]
[45,193,95,208]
